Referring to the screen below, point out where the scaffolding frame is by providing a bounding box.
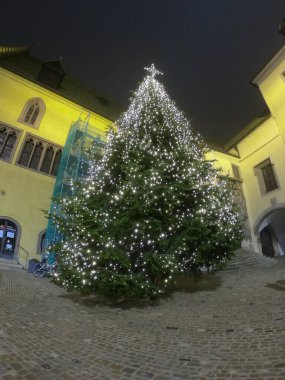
[45,117,105,262]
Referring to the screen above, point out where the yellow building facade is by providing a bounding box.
[1,44,285,268]
[212,44,285,257]
[0,48,116,267]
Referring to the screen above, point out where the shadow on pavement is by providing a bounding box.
[170,272,223,293]
[266,279,285,291]
[58,272,223,309]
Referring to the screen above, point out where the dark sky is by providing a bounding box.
[1,1,285,144]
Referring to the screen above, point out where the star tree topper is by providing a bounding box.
[144,63,163,78]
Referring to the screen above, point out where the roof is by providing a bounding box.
[202,137,231,155]
[0,49,121,122]
[251,44,285,87]
[0,45,30,58]
[40,59,65,73]
[224,112,271,150]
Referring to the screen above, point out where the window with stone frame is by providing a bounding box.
[18,98,46,129]
[37,230,47,255]
[17,134,62,177]
[231,164,241,180]
[50,148,62,176]
[0,124,21,162]
[254,158,279,194]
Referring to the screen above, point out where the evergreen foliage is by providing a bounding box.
[49,65,242,299]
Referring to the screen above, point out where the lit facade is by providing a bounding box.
[0,48,116,266]
[212,44,285,257]
[1,44,285,268]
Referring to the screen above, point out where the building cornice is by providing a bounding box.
[224,113,271,151]
[0,67,111,126]
[251,44,285,87]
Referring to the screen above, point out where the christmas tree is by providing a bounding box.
[50,64,242,299]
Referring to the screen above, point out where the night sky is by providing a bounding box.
[1,1,285,144]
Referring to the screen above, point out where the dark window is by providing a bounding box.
[0,132,17,161]
[37,230,48,255]
[18,138,34,166]
[232,164,241,180]
[30,107,40,125]
[50,149,62,176]
[40,232,47,252]
[40,146,54,173]
[255,158,278,194]
[19,98,45,129]
[29,142,43,170]
[0,125,20,162]
[261,163,278,192]
[40,232,47,253]
[18,135,62,177]
[23,102,40,125]
[0,128,7,150]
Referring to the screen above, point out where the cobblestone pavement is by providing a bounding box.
[0,259,284,380]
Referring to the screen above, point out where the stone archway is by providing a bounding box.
[254,205,285,257]
[0,216,21,261]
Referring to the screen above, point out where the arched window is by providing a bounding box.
[18,138,34,166]
[18,98,45,129]
[29,142,43,170]
[51,149,62,176]
[0,124,21,162]
[17,134,62,177]
[37,230,47,255]
[0,132,17,161]
[0,127,7,151]
[24,102,39,124]
[40,146,54,173]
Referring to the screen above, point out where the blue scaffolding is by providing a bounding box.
[45,117,105,262]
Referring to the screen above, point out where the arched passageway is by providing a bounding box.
[256,207,285,257]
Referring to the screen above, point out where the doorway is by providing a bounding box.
[256,207,285,257]
[0,219,18,260]
[260,226,275,257]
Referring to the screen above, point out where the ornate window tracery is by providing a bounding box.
[0,124,21,162]
[18,98,45,129]
[18,135,62,177]
[41,146,54,173]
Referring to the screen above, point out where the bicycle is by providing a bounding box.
[32,261,58,278]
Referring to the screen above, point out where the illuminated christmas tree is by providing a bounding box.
[50,64,242,299]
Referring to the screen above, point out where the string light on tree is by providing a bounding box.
[49,64,242,300]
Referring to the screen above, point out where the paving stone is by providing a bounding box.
[0,259,285,379]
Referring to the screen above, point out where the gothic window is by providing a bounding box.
[50,149,62,176]
[18,138,34,166]
[254,158,279,194]
[0,132,17,161]
[0,128,7,150]
[40,146,54,173]
[17,134,62,177]
[29,142,43,170]
[18,98,45,129]
[37,230,47,254]
[0,124,21,162]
